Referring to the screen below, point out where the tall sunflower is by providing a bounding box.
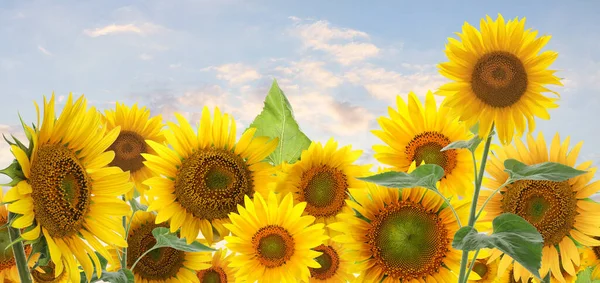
[4,94,131,282]
[479,132,600,282]
[467,251,500,283]
[308,239,355,283]
[329,183,470,282]
[103,102,165,204]
[107,211,212,282]
[437,14,562,144]
[142,107,278,245]
[195,249,236,283]
[224,192,328,283]
[275,139,372,229]
[372,91,475,197]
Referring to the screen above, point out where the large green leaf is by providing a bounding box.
[575,266,600,283]
[452,213,544,279]
[357,164,444,192]
[504,159,588,182]
[151,227,215,252]
[247,79,311,165]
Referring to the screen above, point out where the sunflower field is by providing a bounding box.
[1,14,599,283]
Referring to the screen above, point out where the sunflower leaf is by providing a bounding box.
[441,135,482,153]
[151,227,215,252]
[575,266,600,283]
[128,198,147,213]
[452,213,544,280]
[357,164,444,192]
[0,159,25,187]
[82,268,134,283]
[247,79,311,165]
[504,159,588,182]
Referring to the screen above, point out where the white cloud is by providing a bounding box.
[275,61,342,89]
[205,63,262,85]
[83,23,167,37]
[290,18,380,65]
[37,45,53,56]
[169,63,182,69]
[139,53,153,61]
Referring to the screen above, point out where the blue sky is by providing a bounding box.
[1,0,599,184]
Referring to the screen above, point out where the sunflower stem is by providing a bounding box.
[435,191,462,227]
[461,249,480,283]
[121,195,127,269]
[458,126,494,283]
[473,180,509,222]
[8,212,32,283]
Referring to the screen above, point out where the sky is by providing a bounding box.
[1,0,599,187]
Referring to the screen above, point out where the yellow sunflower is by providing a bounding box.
[468,251,500,283]
[275,139,372,229]
[479,132,599,282]
[329,183,470,282]
[103,102,165,204]
[497,264,533,283]
[437,14,562,145]
[224,192,328,283]
[31,261,69,283]
[308,239,355,283]
[372,91,475,198]
[578,246,600,281]
[142,107,278,245]
[195,249,236,283]
[4,94,131,282]
[107,211,212,283]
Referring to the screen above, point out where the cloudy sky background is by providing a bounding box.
[1,0,599,187]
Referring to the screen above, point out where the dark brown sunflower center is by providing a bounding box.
[471,51,528,108]
[31,262,65,283]
[127,220,186,280]
[30,144,92,238]
[472,260,489,279]
[368,201,449,281]
[107,130,148,173]
[309,244,340,280]
[298,165,349,218]
[197,267,228,283]
[252,225,295,268]
[0,227,15,271]
[501,180,577,246]
[405,131,457,176]
[174,148,254,221]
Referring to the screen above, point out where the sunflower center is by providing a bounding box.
[30,144,92,238]
[198,267,228,283]
[405,131,457,176]
[127,221,186,280]
[309,244,340,280]
[252,225,294,268]
[174,148,254,221]
[472,260,489,279]
[31,262,64,283]
[368,201,449,281]
[108,130,148,173]
[0,227,15,270]
[471,51,528,108]
[298,165,349,218]
[501,180,577,246]
[593,240,600,260]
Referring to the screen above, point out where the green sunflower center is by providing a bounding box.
[471,51,528,108]
[472,261,489,279]
[406,131,457,176]
[198,267,227,283]
[502,180,577,246]
[30,144,92,238]
[108,130,148,173]
[309,244,340,280]
[174,148,254,221]
[252,225,295,268]
[368,201,449,281]
[299,165,349,218]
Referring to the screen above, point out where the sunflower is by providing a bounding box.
[308,239,355,283]
[372,91,475,198]
[142,107,278,245]
[329,183,470,282]
[497,264,533,283]
[195,249,236,283]
[31,261,69,283]
[103,102,165,204]
[578,246,600,281]
[479,132,600,282]
[275,139,372,229]
[107,211,212,283]
[3,94,131,282]
[224,192,328,283]
[437,14,562,145]
[468,251,500,283]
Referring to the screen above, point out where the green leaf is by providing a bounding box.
[441,135,482,153]
[0,159,25,187]
[357,164,444,192]
[247,79,311,165]
[452,213,544,279]
[128,198,147,213]
[152,227,215,252]
[504,159,588,182]
[83,268,134,283]
[576,266,600,283]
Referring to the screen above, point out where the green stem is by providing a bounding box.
[462,249,480,283]
[458,126,494,283]
[436,192,462,227]
[121,195,127,269]
[473,181,509,222]
[130,246,158,271]
[8,212,32,283]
